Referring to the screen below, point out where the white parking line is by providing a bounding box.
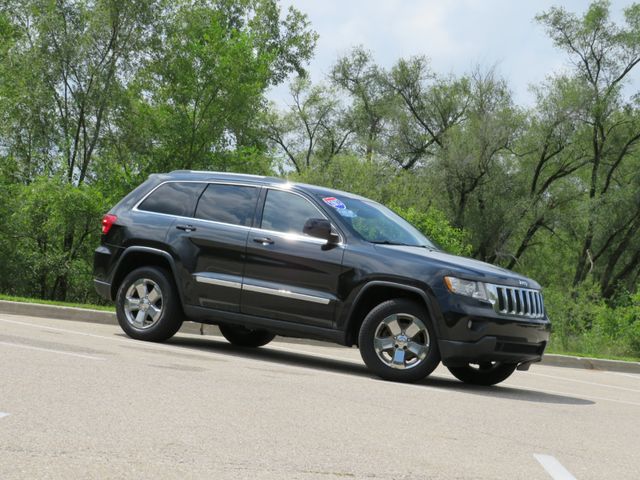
[611,371,640,380]
[0,412,9,419]
[0,340,104,361]
[534,454,577,480]
[528,371,640,393]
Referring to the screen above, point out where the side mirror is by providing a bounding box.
[303,218,339,244]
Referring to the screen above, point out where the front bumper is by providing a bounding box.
[439,336,547,367]
[433,286,551,366]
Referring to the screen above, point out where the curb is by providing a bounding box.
[540,354,640,374]
[1,300,639,374]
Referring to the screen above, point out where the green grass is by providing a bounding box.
[0,294,114,312]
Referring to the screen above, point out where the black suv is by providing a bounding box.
[94,170,550,385]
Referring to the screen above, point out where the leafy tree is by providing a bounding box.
[537,0,640,294]
[263,77,353,172]
[125,0,317,174]
[330,47,392,161]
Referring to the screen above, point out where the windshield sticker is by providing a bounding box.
[322,197,346,209]
[338,209,357,218]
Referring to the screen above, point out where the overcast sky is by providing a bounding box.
[270,0,637,107]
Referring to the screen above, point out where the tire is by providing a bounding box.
[446,362,517,386]
[115,266,183,342]
[219,324,275,348]
[358,298,440,383]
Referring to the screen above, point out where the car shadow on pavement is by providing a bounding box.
[147,335,595,406]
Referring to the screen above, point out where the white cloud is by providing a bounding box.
[274,0,638,106]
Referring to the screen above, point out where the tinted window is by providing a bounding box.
[138,182,206,217]
[195,184,259,226]
[261,190,323,234]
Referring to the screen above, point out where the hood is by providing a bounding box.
[375,245,541,289]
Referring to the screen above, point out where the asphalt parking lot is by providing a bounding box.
[0,312,638,479]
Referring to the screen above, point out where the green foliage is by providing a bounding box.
[0,176,109,302]
[392,207,472,256]
[545,283,640,358]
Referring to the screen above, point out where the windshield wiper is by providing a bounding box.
[371,240,431,248]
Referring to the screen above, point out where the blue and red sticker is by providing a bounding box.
[322,197,356,218]
[322,197,346,209]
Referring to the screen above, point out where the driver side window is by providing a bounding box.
[261,189,323,234]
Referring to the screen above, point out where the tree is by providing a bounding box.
[384,56,469,170]
[263,77,353,172]
[125,0,318,174]
[330,47,392,161]
[537,0,640,295]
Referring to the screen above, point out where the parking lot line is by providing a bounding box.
[528,371,640,393]
[534,454,577,480]
[0,340,104,361]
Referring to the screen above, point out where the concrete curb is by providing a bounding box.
[541,354,640,374]
[1,300,639,374]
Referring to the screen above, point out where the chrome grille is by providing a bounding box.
[487,284,545,318]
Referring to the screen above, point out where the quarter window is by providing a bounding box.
[138,182,206,217]
[261,189,323,234]
[195,184,259,227]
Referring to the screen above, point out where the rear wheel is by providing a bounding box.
[219,324,275,348]
[446,362,517,386]
[116,266,183,342]
[358,298,440,383]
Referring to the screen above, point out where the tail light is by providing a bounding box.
[101,214,118,234]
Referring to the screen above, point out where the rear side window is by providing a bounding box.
[261,189,323,234]
[138,182,206,217]
[195,184,259,227]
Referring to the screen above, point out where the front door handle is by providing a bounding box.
[253,237,274,245]
[176,224,196,232]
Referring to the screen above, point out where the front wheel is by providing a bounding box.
[358,298,440,383]
[446,362,517,386]
[219,324,275,348]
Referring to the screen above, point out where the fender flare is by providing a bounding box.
[110,246,183,303]
[344,280,442,341]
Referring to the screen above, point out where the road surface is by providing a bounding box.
[0,312,638,479]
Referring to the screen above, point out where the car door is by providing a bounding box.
[240,188,345,328]
[165,182,260,312]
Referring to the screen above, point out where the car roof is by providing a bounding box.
[164,170,370,202]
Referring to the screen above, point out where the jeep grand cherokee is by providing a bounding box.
[93,170,550,385]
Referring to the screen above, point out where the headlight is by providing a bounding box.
[443,276,489,301]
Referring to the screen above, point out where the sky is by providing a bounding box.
[270,0,637,107]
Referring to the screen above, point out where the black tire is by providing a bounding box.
[358,298,440,383]
[219,324,275,348]
[446,362,517,386]
[115,266,183,342]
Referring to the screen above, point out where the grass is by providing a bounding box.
[0,293,114,312]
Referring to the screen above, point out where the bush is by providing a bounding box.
[545,283,640,359]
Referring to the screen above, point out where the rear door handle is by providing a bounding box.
[176,224,196,232]
[253,237,274,245]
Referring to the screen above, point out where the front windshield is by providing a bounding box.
[317,195,437,249]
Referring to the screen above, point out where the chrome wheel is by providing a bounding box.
[373,313,430,370]
[123,278,163,330]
